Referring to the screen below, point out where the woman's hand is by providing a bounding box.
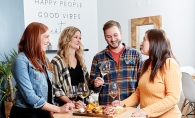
[131,109,148,117]
[60,102,75,112]
[112,100,125,107]
[74,100,86,109]
[94,77,104,87]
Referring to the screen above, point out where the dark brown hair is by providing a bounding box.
[18,22,52,72]
[140,29,177,82]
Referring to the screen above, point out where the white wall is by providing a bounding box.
[23,0,98,72]
[97,0,195,68]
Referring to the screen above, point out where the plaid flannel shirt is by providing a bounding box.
[90,43,143,105]
[51,55,91,105]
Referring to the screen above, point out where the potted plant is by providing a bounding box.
[0,49,17,118]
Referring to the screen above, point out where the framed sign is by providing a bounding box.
[23,0,98,71]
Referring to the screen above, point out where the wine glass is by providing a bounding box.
[77,83,90,103]
[100,61,110,79]
[66,85,78,113]
[109,82,118,102]
[66,85,78,102]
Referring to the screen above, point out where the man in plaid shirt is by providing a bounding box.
[90,20,143,105]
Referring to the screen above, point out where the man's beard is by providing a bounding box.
[108,40,121,49]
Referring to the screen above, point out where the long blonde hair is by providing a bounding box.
[57,26,86,70]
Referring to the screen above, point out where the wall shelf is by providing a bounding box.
[46,49,89,53]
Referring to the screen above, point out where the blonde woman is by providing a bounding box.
[51,26,91,109]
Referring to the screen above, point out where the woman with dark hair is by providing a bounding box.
[51,26,90,108]
[113,29,181,118]
[10,22,74,118]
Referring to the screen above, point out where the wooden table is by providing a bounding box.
[53,107,145,118]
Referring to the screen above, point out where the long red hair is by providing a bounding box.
[18,22,52,72]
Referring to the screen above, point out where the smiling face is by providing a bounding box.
[104,26,122,49]
[140,33,150,56]
[69,31,81,50]
[41,30,50,51]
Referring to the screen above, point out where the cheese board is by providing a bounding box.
[73,107,126,118]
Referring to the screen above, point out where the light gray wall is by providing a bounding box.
[0,0,24,117]
[0,0,24,61]
[97,0,195,68]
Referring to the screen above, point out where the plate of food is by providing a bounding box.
[73,103,126,118]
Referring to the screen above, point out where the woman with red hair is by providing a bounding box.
[10,22,74,118]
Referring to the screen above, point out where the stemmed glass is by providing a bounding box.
[66,85,78,102]
[77,83,90,103]
[100,61,110,79]
[109,82,118,102]
[66,85,78,113]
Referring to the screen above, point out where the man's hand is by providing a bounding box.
[94,77,104,87]
[112,100,125,107]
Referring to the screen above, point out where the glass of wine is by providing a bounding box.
[66,85,78,102]
[109,82,118,102]
[66,85,78,113]
[100,61,110,79]
[77,83,90,103]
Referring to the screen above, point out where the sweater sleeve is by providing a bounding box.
[142,58,181,117]
[123,87,140,107]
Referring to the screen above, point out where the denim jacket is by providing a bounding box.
[12,52,54,109]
